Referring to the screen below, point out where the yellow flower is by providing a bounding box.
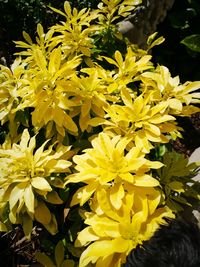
[0,129,72,236]
[67,132,163,206]
[76,187,174,267]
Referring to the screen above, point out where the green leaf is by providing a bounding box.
[181,34,200,53]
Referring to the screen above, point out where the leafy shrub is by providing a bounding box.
[0,0,100,65]
[0,1,200,266]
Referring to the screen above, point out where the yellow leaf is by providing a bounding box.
[22,31,33,44]
[46,191,63,204]
[44,213,58,235]
[114,50,123,67]
[71,183,98,206]
[168,99,182,111]
[79,238,128,267]
[31,177,52,192]
[76,227,99,246]
[55,241,65,267]
[22,213,33,238]
[46,159,71,172]
[19,129,30,150]
[61,260,74,267]
[63,113,78,133]
[24,184,34,215]
[35,201,51,225]
[88,117,107,127]
[81,98,91,118]
[0,221,7,232]
[9,184,25,211]
[49,48,61,73]
[134,174,159,187]
[35,252,55,267]
[33,49,47,71]
[169,181,184,193]
[110,183,124,210]
[64,1,72,17]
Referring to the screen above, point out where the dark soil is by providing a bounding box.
[172,113,200,156]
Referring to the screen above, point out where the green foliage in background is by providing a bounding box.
[153,0,200,82]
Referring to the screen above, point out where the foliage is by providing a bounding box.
[0,0,100,65]
[153,0,200,82]
[181,34,200,53]
[0,1,200,266]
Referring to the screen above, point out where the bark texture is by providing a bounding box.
[118,0,175,47]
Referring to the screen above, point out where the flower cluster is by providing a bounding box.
[0,1,200,266]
